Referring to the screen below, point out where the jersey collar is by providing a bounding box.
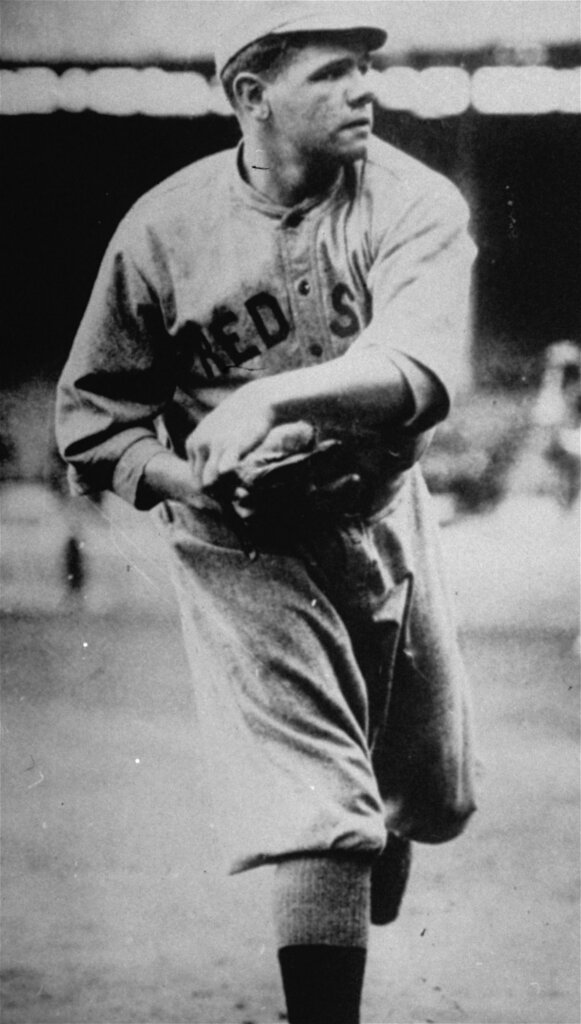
[231,141,349,223]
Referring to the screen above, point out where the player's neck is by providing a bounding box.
[242,138,339,208]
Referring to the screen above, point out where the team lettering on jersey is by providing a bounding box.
[179,283,361,379]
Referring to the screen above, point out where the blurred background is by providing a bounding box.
[1,3,579,1023]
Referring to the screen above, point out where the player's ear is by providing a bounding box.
[233,73,270,120]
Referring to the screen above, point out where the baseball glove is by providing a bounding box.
[211,421,362,524]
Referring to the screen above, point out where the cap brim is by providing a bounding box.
[269,17,387,52]
[216,7,387,78]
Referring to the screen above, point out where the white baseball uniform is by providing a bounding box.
[57,135,478,873]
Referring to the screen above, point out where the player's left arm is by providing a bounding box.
[347,178,477,426]
[186,347,412,493]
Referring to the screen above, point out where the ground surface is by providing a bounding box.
[1,493,579,1024]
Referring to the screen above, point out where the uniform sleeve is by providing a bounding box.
[55,222,175,508]
[346,180,477,428]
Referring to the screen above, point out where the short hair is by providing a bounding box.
[220,34,303,108]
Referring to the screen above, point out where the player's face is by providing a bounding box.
[265,41,376,165]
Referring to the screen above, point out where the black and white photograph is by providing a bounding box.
[1,2,579,1022]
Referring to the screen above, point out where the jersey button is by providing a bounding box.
[298,279,311,296]
[309,343,323,357]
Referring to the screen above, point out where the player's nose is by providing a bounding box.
[346,66,377,108]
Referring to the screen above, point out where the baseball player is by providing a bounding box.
[56,4,478,1021]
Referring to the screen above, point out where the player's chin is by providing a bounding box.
[337,138,370,163]
[310,131,370,166]
[334,128,372,161]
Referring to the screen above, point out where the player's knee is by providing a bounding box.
[413,798,477,844]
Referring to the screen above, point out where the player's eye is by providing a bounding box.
[311,56,371,82]
[312,60,351,82]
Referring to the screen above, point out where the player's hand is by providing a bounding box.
[219,421,363,522]
[185,384,276,497]
[230,471,362,522]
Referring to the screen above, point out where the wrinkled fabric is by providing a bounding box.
[56,137,475,508]
[55,135,478,875]
[156,464,475,874]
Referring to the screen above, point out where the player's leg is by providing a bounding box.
[273,854,372,1024]
[158,498,387,875]
[156,500,398,1018]
[370,832,412,925]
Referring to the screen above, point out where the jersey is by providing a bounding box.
[56,135,475,512]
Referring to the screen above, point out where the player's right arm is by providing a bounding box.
[56,219,190,509]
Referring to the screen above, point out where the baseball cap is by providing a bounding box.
[215,1,388,78]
